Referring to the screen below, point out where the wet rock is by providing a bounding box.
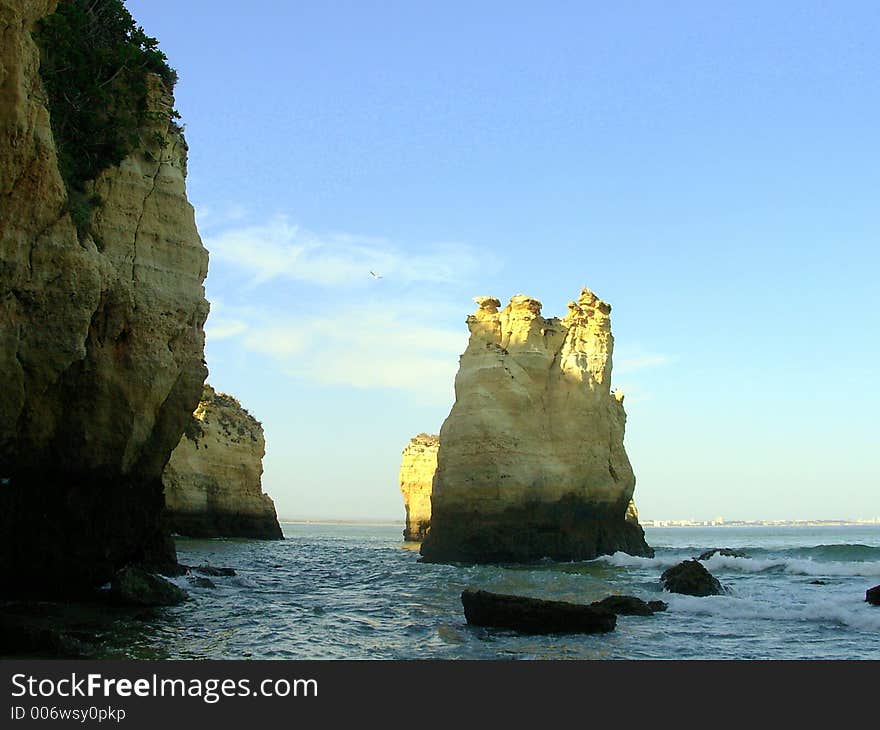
[110,567,187,606]
[866,585,880,606]
[187,576,216,589]
[188,565,236,577]
[461,588,616,634]
[660,560,723,597]
[0,615,90,658]
[590,595,665,616]
[696,548,749,561]
[810,580,829,586]
[647,600,668,612]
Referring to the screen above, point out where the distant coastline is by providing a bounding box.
[278,517,879,528]
[642,519,880,528]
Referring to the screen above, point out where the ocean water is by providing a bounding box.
[20,523,880,659]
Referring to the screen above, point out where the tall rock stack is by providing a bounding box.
[399,434,439,541]
[0,1,209,594]
[162,386,283,539]
[420,288,652,563]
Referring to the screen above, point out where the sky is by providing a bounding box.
[127,0,879,522]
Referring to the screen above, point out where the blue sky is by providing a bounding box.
[128,1,879,521]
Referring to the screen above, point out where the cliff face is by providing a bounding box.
[0,1,209,594]
[162,386,282,539]
[399,434,439,541]
[420,288,652,563]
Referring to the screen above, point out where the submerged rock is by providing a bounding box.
[697,548,749,561]
[0,2,209,596]
[866,585,880,606]
[661,560,724,597]
[461,588,616,634]
[399,434,439,541]
[187,576,216,589]
[420,289,652,564]
[591,595,666,616]
[110,567,187,607]
[186,564,236,577]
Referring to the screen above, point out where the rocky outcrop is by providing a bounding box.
[0,2,208,595]
[461,588,617,634]
[696,547,749,561]
[420,288,652,563]
[399,433,439,541]
[660,560,724,597]
[162,386,282,539]
[866,585,880,606]
[110,566,188,607]
[591,595,667,616]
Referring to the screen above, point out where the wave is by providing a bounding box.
[664,593,880,633]
[592,551,880,577]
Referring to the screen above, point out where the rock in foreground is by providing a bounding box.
[110,567,187,606]
[162,386,282,539]
[421,289,652,564]
[399,433,439,541]
[461,588,616,634]
[661,560,724,597]
[866,585,880,606]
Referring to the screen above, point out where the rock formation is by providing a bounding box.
[162,386,282,539]
[399,433,439,541]
[420,288,652,563]
[0,1,208,595]
[660,560,724,597]
[461,588,617,634]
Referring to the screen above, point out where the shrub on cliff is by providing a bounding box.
[34,0,179,234]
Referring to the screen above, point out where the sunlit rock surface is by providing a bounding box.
[420,288,652,563]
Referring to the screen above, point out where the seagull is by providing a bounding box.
[369,270,383,279]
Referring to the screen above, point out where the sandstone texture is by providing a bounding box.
[420,288,652,563]
[162,386,282,539]
[399,433,439,541]
[0,1,209,594]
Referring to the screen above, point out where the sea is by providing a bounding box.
[10,523,880,659]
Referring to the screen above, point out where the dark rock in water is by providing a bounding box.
[697,547,749,561]
[460,588,616,634]
[590,595,664,616]
[810,580,829,586]
[188,564,236,577]
[110,567,188,606]
[866,585,880,606]
[647,600,668,612]
[187,576,216,589]
[661,560,723,597]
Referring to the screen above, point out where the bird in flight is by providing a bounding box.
[369,270,383,279]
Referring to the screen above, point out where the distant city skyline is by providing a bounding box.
[129,1,879,522]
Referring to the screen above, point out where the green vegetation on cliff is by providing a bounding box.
[34,0,179,233]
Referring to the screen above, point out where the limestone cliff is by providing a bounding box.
[399,434,439,541]
[420,288,652,563]
[162,386,282,539]
[0,1,208,594]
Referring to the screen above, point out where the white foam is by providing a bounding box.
[665,593,880,632]
[703,554,880,578]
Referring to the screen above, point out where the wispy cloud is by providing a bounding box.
[615,353,671,374]
[202,214,487,401]
[203,216,488,288]
[216,303,466,402]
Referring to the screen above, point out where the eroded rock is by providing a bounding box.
[110,567,187,606]
[163,386,282,539]
[399,433,439,541]
[420,288,652,563]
